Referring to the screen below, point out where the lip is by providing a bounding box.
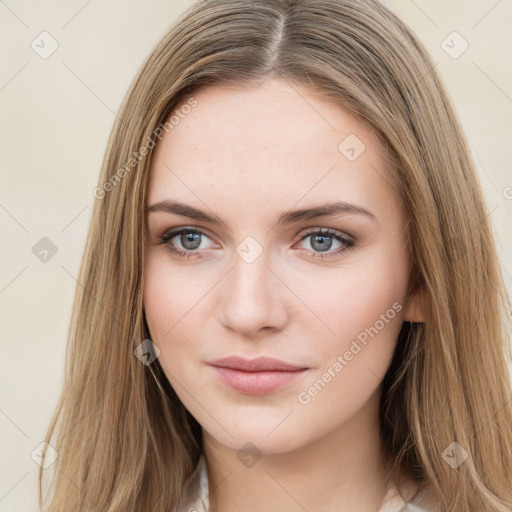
[208,356,307,372]
[207,356,309,395]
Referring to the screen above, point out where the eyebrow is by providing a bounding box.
[146,199,378,227]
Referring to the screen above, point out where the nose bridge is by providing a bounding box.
[218,235,288,335]
[230,239,274,312]
[232,242,269,299]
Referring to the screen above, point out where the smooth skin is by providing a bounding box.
[143,78,424,512]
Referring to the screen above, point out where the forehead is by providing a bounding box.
[146,78,400,223]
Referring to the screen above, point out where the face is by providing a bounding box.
[143,78,420,454]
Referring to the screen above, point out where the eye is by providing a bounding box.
[159,227,217,260]
[158,226,355,261]
[294,228,355,259]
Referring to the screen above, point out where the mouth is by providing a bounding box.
[207,356,309,395]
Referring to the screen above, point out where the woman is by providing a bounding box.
[39,0,512,510]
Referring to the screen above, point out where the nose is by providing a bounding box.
[217,245,289,338]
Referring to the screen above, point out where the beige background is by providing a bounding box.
[1,1,511,510]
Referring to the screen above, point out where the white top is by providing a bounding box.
[180,455,434,511]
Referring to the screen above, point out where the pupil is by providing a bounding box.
[182,233,201,250]
[312,234,332,252]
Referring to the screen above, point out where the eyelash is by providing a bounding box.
[158,227,356,261]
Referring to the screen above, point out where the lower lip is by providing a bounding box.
[210,366,308,395]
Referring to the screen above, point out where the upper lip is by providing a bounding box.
[207,356,308,372]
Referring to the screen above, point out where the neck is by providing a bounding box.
[203,388,402,512]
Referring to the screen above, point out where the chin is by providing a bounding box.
[202,414,309,456]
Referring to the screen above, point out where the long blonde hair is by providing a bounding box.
[39,0,512,510]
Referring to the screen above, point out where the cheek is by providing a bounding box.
[143,254,190,354]
[305,282,403,390]
[293,275,405,440]
[144,251,205,340]
[143,253,217,384]
[294,246,407,393]
[298,252,407,349]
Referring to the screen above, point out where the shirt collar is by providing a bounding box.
[180,454,432,512]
